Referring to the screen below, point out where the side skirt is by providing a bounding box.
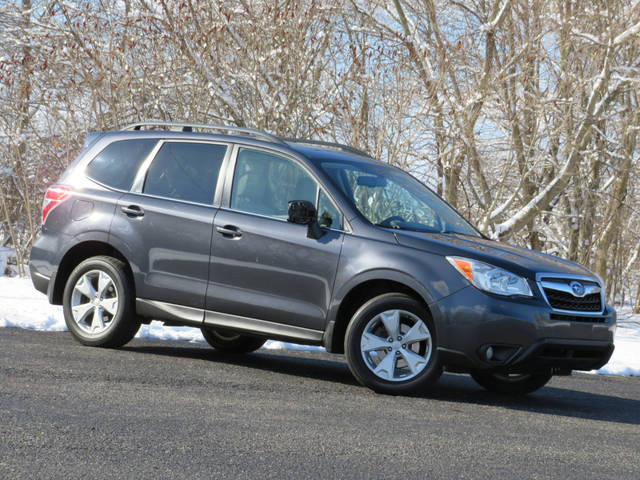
[135,298,324,345]
[136,298,204,326]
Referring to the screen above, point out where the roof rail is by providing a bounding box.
[282,138,372,158]
[121,122,372,158]
[122,121,285,145]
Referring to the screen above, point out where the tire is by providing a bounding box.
[62,255,140,348]
[470,371,553,395]
[344,293,442,394]
[201,327,266,353]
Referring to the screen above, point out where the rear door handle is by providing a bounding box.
[121,205,145,217]
[216,225,242,238]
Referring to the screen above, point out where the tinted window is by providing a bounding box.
[86,139,157,191]
[318,190,342,229]
[231,148,318,218]
[143,142,227,205]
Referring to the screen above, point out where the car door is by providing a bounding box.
[110,140,230,315]
[206,146,345,332]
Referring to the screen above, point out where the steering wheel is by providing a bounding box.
[376,215,405,228]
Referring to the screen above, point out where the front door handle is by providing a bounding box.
[216,225,242,238]
[121,205,145,217]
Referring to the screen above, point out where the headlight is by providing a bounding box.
[446,256,533,297]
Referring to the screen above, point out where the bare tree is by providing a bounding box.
[1,0,639,310]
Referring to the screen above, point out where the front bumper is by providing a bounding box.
[433,286,616,373]
[496,338,614,373]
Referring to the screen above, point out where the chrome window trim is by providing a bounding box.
[535,272,605,316]
[216,206,350,234]
[124,191,221,209]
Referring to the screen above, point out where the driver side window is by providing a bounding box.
[230,148,343,229]
[231,148,317,218]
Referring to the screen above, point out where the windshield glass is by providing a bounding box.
[319,159,480,236]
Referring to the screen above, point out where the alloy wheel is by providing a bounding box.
[360,309,432,382]
[70,269,119,335]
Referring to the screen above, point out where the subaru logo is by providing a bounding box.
[569,281,586,297]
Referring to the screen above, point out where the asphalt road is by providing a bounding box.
[1,328,638,480]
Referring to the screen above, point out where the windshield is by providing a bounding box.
[319,159,480,237]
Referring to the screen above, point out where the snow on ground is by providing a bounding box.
[592,307,640,376]
[0,275,637,374]
[0,276,322,352]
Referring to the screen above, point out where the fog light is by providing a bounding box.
[486,346,494,361]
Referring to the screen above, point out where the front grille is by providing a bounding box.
[543,288,602,312]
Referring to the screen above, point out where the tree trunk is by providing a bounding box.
[0,185,24,276]
[15,0,34,251]
[593,107,638,281]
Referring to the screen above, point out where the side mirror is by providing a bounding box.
[288,200,324,239]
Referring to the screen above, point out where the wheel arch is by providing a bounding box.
[51,241,132,305]
[324,271,436,354]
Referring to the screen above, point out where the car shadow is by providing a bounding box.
[123,342,357,386]
[428,373,640,426]
[122,341,640,426]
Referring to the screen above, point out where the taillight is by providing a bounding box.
[42,185,71,224]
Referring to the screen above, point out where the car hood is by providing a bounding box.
[393,230,595,279]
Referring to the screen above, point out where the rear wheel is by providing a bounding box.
[200,327,266,353]
[344,293,441,394]
[63,256,140,347]
[470,371,553,395]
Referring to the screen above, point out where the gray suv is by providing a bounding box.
[30,121,615,395]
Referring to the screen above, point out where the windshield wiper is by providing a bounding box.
[374,223,404,230]
[440,230,480,237]
[375,223,440,233]
[374,223,390,228]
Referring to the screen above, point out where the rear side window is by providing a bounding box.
[143,142,227,205]
[86,139,157,191]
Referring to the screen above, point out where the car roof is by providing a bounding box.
[98,124,382,166]
[284,143,381,165]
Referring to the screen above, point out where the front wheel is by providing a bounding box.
[470,371,553,395]
[344,293,441,394]
[62,256,140,348]
[200,327,266,353]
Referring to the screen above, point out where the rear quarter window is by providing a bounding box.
[86,139,157,191]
